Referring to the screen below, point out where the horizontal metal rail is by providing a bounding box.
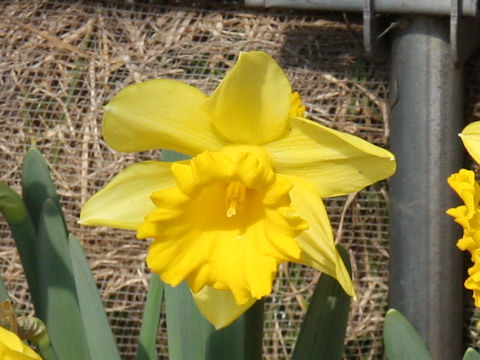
[245,0,478,16]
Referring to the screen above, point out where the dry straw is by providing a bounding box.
[0,0,443,358]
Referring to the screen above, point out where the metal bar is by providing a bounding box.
[245,0,478,16]
[389,17,464,360]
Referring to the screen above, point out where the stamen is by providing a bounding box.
[226,181,246,217]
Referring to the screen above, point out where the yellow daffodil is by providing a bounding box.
[80,51,396,328]
[0,326,42,360]
[448,121,480,306]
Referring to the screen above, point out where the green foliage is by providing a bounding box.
[70,233,121,360]
[136,274,164,360]
[383,309,432,360]
[0,276,7,302]
[36,199,90,360]
[464,347,480,360]
[164,282,264,360]
[0,147,119,360]
[0,181,40,309]
[383,309,480,360]
[164,282,215,360]
[205,299,264,360]
[291,244,352,360]
[22,147,63,229]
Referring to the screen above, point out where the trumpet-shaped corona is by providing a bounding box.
[137,146,308,305]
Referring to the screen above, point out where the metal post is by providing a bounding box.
[389,17,464,360]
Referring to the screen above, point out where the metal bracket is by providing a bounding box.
[363,0,391,60]
[450,0,479,67]
[364,0,479,65]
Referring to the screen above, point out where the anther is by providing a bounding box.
[225,181,246,217]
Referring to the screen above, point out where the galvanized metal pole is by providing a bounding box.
[389,17,464,360]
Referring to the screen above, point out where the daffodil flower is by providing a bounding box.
[0,326,42,360]
[447,121,480,306]
[80,51,396,328]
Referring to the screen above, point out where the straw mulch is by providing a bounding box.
[0,1,404,358]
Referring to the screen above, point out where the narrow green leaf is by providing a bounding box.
[292,244,352,360]
[165,282,215,360]
[464,347,480,360]
[37,199,90,360]
[22,147,63,230]
[69,233,121,360]
[0,182,41,310]
[0,182,30,225]
[206,299,264,360]
[36,338,58,360]
[136,274,164,360]
[0,275,8,302]
[383,309,432,360]
[243,299,264,360]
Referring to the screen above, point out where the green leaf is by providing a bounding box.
[69,233,121,360]
[464,347,480,360]
[292,244,352,360]
[0,181,41,309]
[383,309,432,360]
[0,182,30,224]
[206,299,264,360]
[242,300,264,360]
[162,149,190,162]
[37,199,90,360]
[22,147,63,230]
[0,275,8,302]
[165,282,215,360]
[36,337,58,360]
[136,274,164,360]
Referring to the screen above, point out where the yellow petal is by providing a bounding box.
[191,286,256,329]
[206,51,291,144]
[446,169,480,253]
[80,161,176,230]
[265,116,396,198]
[103,79,225,155]
[289,92,306,117]
[447,169,478,220]
[460,121,480,164]
[465,250,480,307]
[285,175,355,297]
[0,327,42,359]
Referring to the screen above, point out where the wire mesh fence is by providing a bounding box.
[1,1,479,358]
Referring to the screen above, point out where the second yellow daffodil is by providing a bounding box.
[80,51,396,328]
[447,121,480,307]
